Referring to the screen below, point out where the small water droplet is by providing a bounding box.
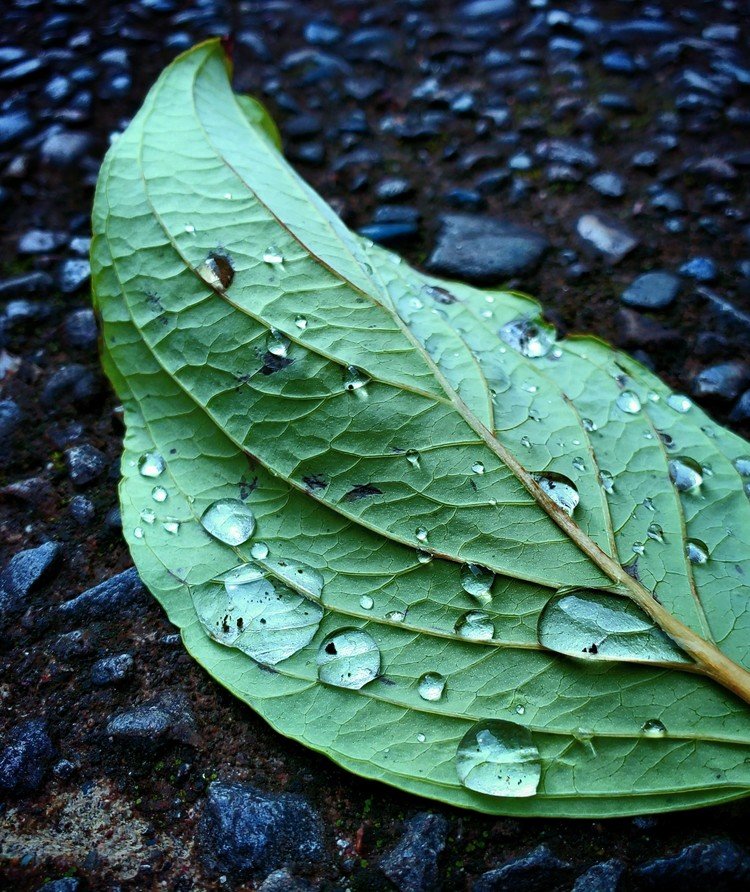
[668,457,703,492]
[250,541,269,560]
[572,457,586,473]
[472,461,485,475]
[198,252,234,291]
[641,719,667,738]
[643,497,655,511]
[515,704,526,716]
[417,732,426,743]
[163,520,180,535]
[455,611,495,641]
[201,498,256,546]
[266,328,290,358]
[138,452,165,478]
[405,449,421,469]
[140,508,156,525]
[460,564,495,606]
[418,672,446,702]
[343,365,370,392]
[647,522,664,542]
[317,629,380,689]
[263,246,283,264]
[667,393,692,413]
[416,548,432,564]
[599,470,615,494]
[632,541,645,555]
[500,316,556,359]
[133,526,144,539]
[734,456,750,477]
[455,721,541,798]
[582,418,597,432]
[295,315,308,330]
[415,527,428,543]
[184,224,195,234]
[648,391,660,403]
[360,595,374,610]
[152,486,168,503]
[386,610,406,623]
[533,472,579,516]
[520,436,532,449]
[686,539,709,564]
[616,390,641,414]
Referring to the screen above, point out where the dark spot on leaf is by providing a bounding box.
[656,430,675,449]
[583,642,599,655]
[145,290,163,312]
[304,475,328,490]
[260,352,293,375]
[425,284,458,305]
[237,617,244,629]
[325,642,337,655]
[239,475,258,499]
[624,560,640,581]
[207,250,235,289]
[343,483,383,501]
[378,676,395,686]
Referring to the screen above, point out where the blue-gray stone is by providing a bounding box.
[59,567,146,620]
[380,812,448,892]
[621,271,680,309]
[473,844,572,892]
[0,719,55,793]
[0,542,61,617]
[635,840,750,889]
[573,859,626,892]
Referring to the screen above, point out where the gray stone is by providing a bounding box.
[91,653,134,686]
[0,271,53,297]
[380,812,448,892]
[106,692,198,747]
[62,309,98,350]
[57,258,91,294]
[460,1,517,19]
[41,364,102,410]
[473,845,572,891]
[588,172,625,198]
[0,542,61,617]
[621,271,680,310]
[200,781,325,878]
[576,213,639,263]
[0,719,55,794]
[59,567,146,621]
[17,229,67,254]
[634,839,750,890]
[691,362,750,401]
[65,443,107,486]
[37,879,83,892]
[40,130,92,167]
[427,214,549,283]
[0,110,33,147]
[0,399,22,443]
[535,138,598,169]
[730,390,750,422]
[258,869,315,891]
[573,859,626,892]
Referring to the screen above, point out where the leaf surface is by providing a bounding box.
[92,40,750,817]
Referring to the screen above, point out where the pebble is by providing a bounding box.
[576,213,639,263]
[679,257,718,282]
[0,110,33,147]
[0,719,55,794]
[621,271,680,310]
[62,308,98,350]
[39,130,91,166]
[69,494,96,524]
[258,869,314,892]
[380,812,449,892]
[91,653,135,686]
[573,859,626,892]
[59,567,146,621]
[691,361,750,401]
[41,364,102,410]
[473,844,573,892]
[65,443,107,486]
[0,541,61,618]
[587,172,626,198]
[17,229,67,255]
[56,258,91,293]
[427,214,549,282]
[730,390,750,422]
[0,271,53,297]
[0,398,22,443]
[35,879,82,892]
[106,691,198,747]
[199,781,325,879]
[634,839,750,888]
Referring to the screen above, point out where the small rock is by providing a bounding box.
[0,719,55,794]
[473,844,572,892]
[41,364,102,410]
[634,839,750,889]
[576,213,638,263]
[258,869,315,891]
[199,781,325,878]
[691,361,750,402]
[730,390,750,422]
[427,214,549,283]
[0,541,61,617]
[62,308,98,350]
[36,878,83,892]
[91,653,134,686]
[587,172,625,198]
[535,138,598,169]
[0,399,22,443]
[17,229,67,255]
[621,271,680,310]
[106,691,198,747]
[0,271,53,297]
[59,567,146,621]
[0,110,33,147]
[40,130,92,167]
[380,812,448,892]
[573,859,626,892]
[69,494,95,524]
[50,629,94,661]
[57,258,91,294]
[65,443,107,486]
[679,257,718,282]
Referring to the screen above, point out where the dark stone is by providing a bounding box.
[0,399,22,443]
[427,214,549,283]
[0,272,53,297]
[56,258,91,294]
[62,308,98,350]
[621,271,680,310]
[65,443,107,486]
[69,494,95,524]
[199,781,325,878]
[576,213,638,263]
[106,691,198,747]
[380,812,448,892]
[59,567,146,620]
[258,869,314,891]
[91,653,135,686]
[634,840,750,890]
[0,719,55,794]
[0,110,33,147]
[573,859,626,892]
[535,138,598,169]
[473,845,572,892]
[36,879,83,892]
[615,308,678,349]
[460,1,518,18]
[601,50,636,74]
[375,178,413,201]
[691,362,750,402]
[40,130,91,167]
[359,222,418,245]
[41,364,102,410]
[0,542,61,617]
[730,390,750,422]
[50,629,94,661]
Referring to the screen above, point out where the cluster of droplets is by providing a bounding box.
[135,452,180,536]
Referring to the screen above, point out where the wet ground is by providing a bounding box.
[1,1,750,890]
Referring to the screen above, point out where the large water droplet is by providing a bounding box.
[471,461,485,475]
[140,508,156,525]
[641,719,667,738]
[266,328,290,358]
[616,390,642,414]
[499,316,556,359]
[317,629,380,689]
[455,611,495,641]
[533,472,579,516]
[686,539,709,564]
[262,246,284,264]
[198,252,234,291]
[418,672,446,702]
[343,365,370,392]
[537,590,688,663]
[201,498,256,546]
[460,564,495,606]
[667,393,692,413]
[138,451,165,478]
[734,456,750,477]
[416,548,432,564]
[152,486,168,503]
[646,522,664,542]
[251,541,269,560]
[455,721,541,798]
[668,457,703,492]
[405,449,421,469]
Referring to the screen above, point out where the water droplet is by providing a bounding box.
[138,452,165,478]
[418,672,446,702]
[456,721,541,798]
[343,365,370,392]
[572,457,586,473]
[641,719,667,738]
[455,611,494,641]
[198,252,234,291]
[500,316,556,359]
[221,562,265,588]
[360,595,374,610]
[668,457,703,492]
[515,704,526,716]
[533,472,579,516]
[317,629,380,689]
[266,328,290,357]
[417,732,426,743]
[537,590,688,663]
[686,539,709,564]
[295,315,308,330]
[386,610,406,623]
[163,520,180,535]
[601,469,616,492]
[152,486,168,503]
[734,456,750,477]
[632,541,645,555]
[416,548,432,564]
[643,497,655,511]
[582,418,597,432]
[646,522,664,542]
[262,246,283,264]
[415,527,428,543]
[460,564,495,606]
[184,224,195,234]
[616,390,641,414]
[471,461,485,475]
[133,526,144,539]
[250,541,269,560]
[201,498,256,546]
[405,449,421,469]
[667,393,692,413]
[140,508,156,525]
[521,436,532,449]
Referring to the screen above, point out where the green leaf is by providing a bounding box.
[91,40,750,817]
